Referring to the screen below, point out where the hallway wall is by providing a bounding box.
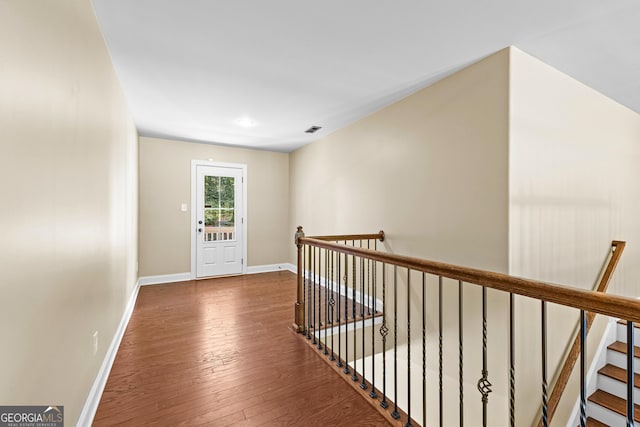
[288,46,640,426]
[508,46,640,426]
[138,136,290,276]
[0,0,138,424]
[289,48,511,425]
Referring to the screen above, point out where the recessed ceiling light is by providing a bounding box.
[234,117,257,128]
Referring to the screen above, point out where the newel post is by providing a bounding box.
[293,226,305,333]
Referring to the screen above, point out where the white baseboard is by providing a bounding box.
[76,279,141,427]
[138,272,191,286]
[246,263,296,274]
[302,271,383,312]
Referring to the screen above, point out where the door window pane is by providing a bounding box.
[204,176,219,208]
[202,175,236,242]
[220,177,235,209]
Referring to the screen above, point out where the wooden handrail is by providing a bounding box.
[538,240,626,427]
[307,231,385,242]
[298,236,640,323]
[291,227,385,332]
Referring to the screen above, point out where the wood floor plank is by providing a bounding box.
[93,271,388,426]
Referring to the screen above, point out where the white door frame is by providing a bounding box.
[191,160,248,279]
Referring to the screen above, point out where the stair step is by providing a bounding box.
[608,341,640,358]
[587,389,640,421]
[585,417,608,427]
[618,320,640,329]
[599,364,640,388]
[616,320,640,344]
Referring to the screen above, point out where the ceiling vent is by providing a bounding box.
[305,126,322,134]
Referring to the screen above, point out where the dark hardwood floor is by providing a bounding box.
[93,271,388,426]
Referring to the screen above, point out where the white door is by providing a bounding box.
[195,165,244,277]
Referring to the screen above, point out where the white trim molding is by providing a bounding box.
[138,272,192,286]
[302,270,383,312]
[246,263,296,275]
[190,160,248,279]
[76,279,141,427]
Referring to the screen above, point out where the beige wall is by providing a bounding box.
[508,47,640,426]
[0,0,138,425]
[138,137,289,276]
[289,46,640,426]
[290,49,511,425]
[289,49,510,271]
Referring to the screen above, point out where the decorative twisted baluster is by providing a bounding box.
[509,293,515,427]
[380,263,389,409]
[329,250,335,361]
[477,287,492,427]
[323,248,328,355]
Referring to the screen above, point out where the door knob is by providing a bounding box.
[198,220,203,224]
[198,228,202,232]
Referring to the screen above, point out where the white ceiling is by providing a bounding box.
[92,0,640,152]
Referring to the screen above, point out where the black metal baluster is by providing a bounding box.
[361,255,367,389]
[312,246,317,345]
[317,247,323,350]
[324,248,329,355]
[329,250,335,361]
[541,301,548,427]
[370,258,378,399]
[627,321,635,427]
[337,252,342,367]
[352,252,358,382]
[392,265,400,419]
[477,287,492,427]
[509,293,515,427]
[459,281,464,427]
[381,263,389,409]
[306,245,311,340]
[406,268,412,426]
[423,273,427,427]
[579,310,586,427]
[344,253,350,375]
[439,276,443,427]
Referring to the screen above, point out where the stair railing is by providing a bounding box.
[292,226,636,427]
[538,240,626,427]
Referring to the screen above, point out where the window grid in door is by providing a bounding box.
[203,176,235,242]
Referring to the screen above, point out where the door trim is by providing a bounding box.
[190,160,248,279]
